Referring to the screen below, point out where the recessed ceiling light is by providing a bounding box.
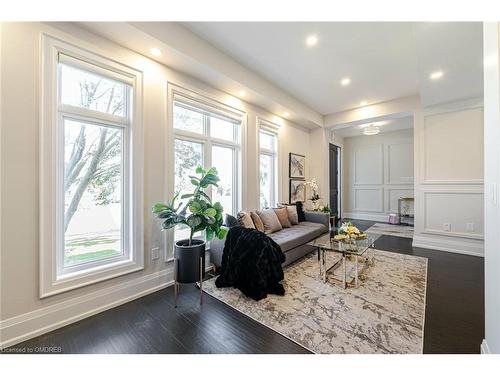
[305,35,318,47]
[150,47,163,57]
[283,112,289,117]
[341,78,351,86]
[360,100,368,106]
[238,90,246,97]
[430,71,443,80]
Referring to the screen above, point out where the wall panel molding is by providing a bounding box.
[353,144,383,185]
[422,189,484,240]
[387,141,414,185]
[421,179,484,185]
[422,106,484,184]
[344,128,414,219]
[353,187,384,212]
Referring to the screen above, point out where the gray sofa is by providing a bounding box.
[209,211,329,269]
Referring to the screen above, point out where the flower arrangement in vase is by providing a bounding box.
[304,178,320,210]
[333,221,367,246]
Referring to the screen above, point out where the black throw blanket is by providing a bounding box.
[215,226,286,301]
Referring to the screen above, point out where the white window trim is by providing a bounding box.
[165,83,246,262]
[39,34,144,298]
[257,118,280,209]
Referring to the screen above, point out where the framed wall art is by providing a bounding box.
[289,153,305,179]
[289,179,305,204]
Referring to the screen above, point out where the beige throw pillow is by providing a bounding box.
[250,211,265,232]
[256,209,282,234]
[273,207,292,228]
[237,211,255,229]
[278,204,299,225]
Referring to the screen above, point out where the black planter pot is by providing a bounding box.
[174,239,206,284]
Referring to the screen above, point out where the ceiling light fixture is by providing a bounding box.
[341,77,351,86]
[360,100,368,106]
[305,35,318,47]
[150,47,163,57]
[430,71,443,80]
[363,124,380,136]
[238,90,246,97]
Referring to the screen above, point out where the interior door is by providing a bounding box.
[329,144,340,222]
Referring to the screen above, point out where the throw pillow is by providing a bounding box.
[256,208,283,234]
[273,207,292,228]
[250,211,265,232]
[278,203,299,225]
[285,205,299,225]
[237,211,255,229]
[225,214,240,228]
[295,201,306,222]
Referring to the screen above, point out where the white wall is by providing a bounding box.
[327,94,484,257]
[482,22,500,355]
[278,123,311,205]
[412,99,484,256]
[0,22,312,347]
[308,128,330,210]
[342,129,414,221]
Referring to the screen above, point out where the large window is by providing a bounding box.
[171,92,242,251]
[60,62,130,271]
[40,36,143,297]
[259,125,278,209]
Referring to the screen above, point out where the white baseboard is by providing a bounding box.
[344,212,389,222]
[481,339,491,354]
[412,234,484,257]
[0,268,174,349]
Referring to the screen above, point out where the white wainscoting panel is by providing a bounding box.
[387,142,414,184]
[423,107,484,184]
[354,145,383,185]
[353,187,383,212]
[343,129,414,220]
[423,190,484,239]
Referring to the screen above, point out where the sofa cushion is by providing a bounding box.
[273,207,292,228]
[250,211,265,232]
[237,211,255,229]
[279,204,299,225]
[268,221,328,252]
[256,208,282,234]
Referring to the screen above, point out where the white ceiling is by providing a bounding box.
[182,22,484,115]
[333,116,414,138]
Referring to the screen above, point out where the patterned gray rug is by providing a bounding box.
[204,249,427,354]
[366,223,414,239]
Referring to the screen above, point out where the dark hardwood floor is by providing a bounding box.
[5,219,484,354]
[351,219,484,354]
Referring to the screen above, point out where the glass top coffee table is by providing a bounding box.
[307,233,376,288]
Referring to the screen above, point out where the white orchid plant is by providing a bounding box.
[304,178,320,202]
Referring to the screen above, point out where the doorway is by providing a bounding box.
[329,143,341,226]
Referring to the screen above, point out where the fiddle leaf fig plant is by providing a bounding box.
[152,166,228,246]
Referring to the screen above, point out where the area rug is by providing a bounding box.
[365,223,414,239]
[203,249,427,354]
